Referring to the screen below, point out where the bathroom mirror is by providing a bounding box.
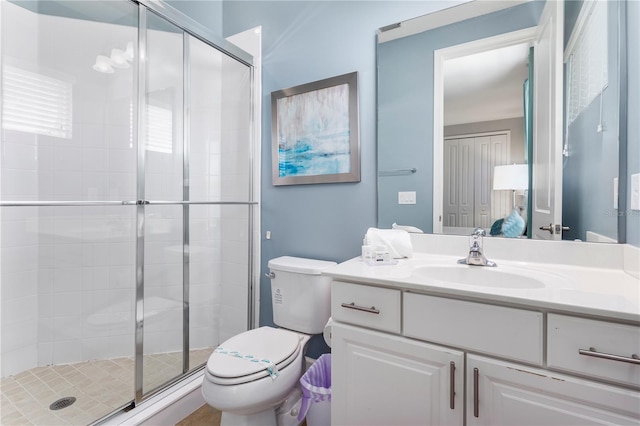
[377,0,629,243]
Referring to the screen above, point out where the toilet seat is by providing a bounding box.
[206,327,302,386]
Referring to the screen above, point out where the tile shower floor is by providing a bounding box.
[0,348,212,425]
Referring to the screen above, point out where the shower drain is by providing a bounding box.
[49,397,76,411]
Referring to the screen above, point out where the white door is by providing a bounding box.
[474,136,491,228]
[458,137,475,227]
[532,0,564,240]
[332,323,464,426]
[487,134,511,224]
[466,355,640,425]
[444,138,475,227]
[444,139,460,226]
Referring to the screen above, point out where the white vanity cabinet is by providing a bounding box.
[332,323,464,426]
[466,354,640,425]
[331,281,464,425]
[330,280,640,426]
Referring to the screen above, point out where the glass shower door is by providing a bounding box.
[1,1,139,423]
[187,33,253,369]
[138,8,254,398]
[138,9,186,396]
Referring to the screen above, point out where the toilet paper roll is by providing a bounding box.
[323,317,334,348]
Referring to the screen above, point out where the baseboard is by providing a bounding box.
[109,373,205,425]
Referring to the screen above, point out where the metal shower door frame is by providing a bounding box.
[133,0,258,406]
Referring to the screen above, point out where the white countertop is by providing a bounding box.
[323,252,640,323]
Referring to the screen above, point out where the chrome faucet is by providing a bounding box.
[458,228,497,267]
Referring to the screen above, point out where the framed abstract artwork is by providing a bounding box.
[271,72,360,186]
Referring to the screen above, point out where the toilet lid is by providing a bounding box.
[207,327,300,380]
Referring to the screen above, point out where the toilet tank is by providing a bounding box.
[268,256,337,334]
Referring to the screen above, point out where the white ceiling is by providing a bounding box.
[443,42,530,126]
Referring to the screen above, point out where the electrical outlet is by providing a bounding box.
[398,191,416,205]
[631,173,640,211]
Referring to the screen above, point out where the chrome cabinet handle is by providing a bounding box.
[578,347,640,365]
[473,367,479,418]
[449,361,456,410]
[340,302,380,314]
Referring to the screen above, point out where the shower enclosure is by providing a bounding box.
[0,1,257,424]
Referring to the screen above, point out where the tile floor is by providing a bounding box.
[0,349,212,426]
[176,404,222,426]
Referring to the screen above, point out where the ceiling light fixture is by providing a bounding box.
[123,42,134,62]
[93,55,114,73]
[110,48,129,68]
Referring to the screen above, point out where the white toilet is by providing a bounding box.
[202,256,336,426]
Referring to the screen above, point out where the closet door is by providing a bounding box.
[458,138,475,227]
[445,132,510,230]
[443,139,459,227]
[444,138,475,227]
[474,136,491,228]
[489,134,511,223]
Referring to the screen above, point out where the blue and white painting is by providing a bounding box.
[277,83,351,177]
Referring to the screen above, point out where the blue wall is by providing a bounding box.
[222,1,455,356]
[627,0,640,246]
[376,2,545,232]
[561,1,619,242]
[167,0,222,38]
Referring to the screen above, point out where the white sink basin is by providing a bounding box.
[413,265,546,289]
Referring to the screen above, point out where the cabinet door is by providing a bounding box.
[332,323,463,426]
[467,354,640,425]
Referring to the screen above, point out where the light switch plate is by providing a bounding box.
[398,191,416,205]
[631,173,640,210]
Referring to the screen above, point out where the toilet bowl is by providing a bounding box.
[201,256,336,426]
[202,326,310,425]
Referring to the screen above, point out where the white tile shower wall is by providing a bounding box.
[2,6,138,373]
[0,212,39,375]
[188,36,224,352]
[0,2,39,377]
[216,55,252,342]
[189,211,221,349]
[38,166,135,364]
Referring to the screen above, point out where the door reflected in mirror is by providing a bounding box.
[441,37,531,238]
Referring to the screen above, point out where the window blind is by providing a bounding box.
[566,0,608,125]
[2,65,72,139]
[146,104,173,154]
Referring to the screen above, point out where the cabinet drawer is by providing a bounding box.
[331,281,401,333]
[404,293,543,365]
[547,314,640,387]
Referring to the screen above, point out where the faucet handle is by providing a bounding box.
[472,227,486,237]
